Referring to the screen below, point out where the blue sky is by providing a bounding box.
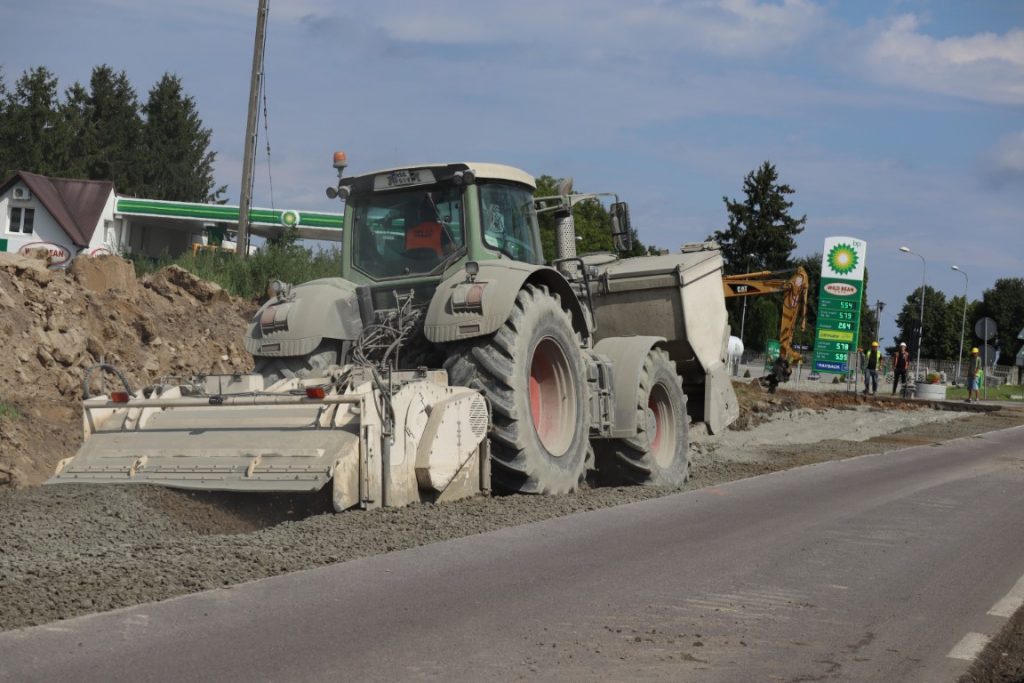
[2,0,1022,344]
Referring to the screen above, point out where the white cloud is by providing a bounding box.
[862,14,1024,105]
[335,0,825,59]
[990,130,1024,173]
[982,129,1024,188]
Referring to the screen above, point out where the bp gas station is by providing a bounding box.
[110,197,343,258]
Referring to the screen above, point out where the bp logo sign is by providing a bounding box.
[827,243,859,276]
[280,210,300,227]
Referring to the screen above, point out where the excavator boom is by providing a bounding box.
[722,266,810,363]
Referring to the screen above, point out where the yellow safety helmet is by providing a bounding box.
[871,341,878,347]
[971,347,979,354]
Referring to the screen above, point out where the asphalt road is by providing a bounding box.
[3,425,1024,683]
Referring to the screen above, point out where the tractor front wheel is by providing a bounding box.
[444,284,589,494]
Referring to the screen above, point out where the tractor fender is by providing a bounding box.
[244,277,363,357]
[593,335,667,438]
[424,261,591,344]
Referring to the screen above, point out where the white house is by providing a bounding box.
[0,172,115,266]
[0,171,343,266]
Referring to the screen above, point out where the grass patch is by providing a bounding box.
[128,239,343,301]
[944,384,1024,402]
[0,402,20,419]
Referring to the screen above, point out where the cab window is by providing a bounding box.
[479,183,540,264]
[350,186,464,279]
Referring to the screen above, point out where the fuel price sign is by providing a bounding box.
[812,237,867,374]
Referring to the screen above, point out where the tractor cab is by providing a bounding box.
[332,161,544,288]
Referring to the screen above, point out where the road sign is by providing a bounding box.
[765,339,781,370]
[812,237,867,375]
[983,344,997,364]
[975,317,997,341]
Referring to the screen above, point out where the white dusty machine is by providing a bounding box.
[50,364,490,511]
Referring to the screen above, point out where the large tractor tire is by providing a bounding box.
[254,340,343,385]
[444,284,589,494]
[595,348,689,487]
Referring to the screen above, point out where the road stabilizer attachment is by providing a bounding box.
[47,366,490,512]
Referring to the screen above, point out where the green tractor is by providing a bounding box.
[245,155,738,495]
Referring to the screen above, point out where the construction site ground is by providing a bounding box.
[1,255,1023,680]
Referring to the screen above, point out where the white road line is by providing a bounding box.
[989,573,1024,618]
[948,632,990,661]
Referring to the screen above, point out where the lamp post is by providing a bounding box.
[952,265,969,385]
[899,246,927,382]
[874,300,885,344]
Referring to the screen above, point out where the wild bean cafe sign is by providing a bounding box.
[812,236,867,375]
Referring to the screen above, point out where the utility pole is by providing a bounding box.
[236,0,269,258]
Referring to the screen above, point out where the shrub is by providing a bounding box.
[129,243,343,301]
[925,372,942,384]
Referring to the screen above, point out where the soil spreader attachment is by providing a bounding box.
[47,364,490,511]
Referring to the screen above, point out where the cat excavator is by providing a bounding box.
[722,266,810,392]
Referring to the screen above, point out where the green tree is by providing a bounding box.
[0,66,65,177]
[84,65,144,194]
[0,65,221,203]
[975,278,1024,362]
[711,162,807,352]
[533,175,646,263]
[141,73,224,202]
[710,161,807,273]
[893,286,956,361]
[53,82,92,178]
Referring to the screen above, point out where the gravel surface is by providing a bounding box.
[2,399,1020,633]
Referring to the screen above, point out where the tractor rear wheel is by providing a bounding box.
[444,284,589,494]
[595,348,689,486]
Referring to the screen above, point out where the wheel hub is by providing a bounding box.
[528,337,576,456]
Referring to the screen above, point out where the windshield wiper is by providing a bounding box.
[430,246,468,276]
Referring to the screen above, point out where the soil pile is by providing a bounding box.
[0,254,255,488]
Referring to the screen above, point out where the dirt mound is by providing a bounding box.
[0,255,255,488]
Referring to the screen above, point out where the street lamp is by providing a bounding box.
[874,300,885,344]
[952,265,969,385]
[899,246,927,382]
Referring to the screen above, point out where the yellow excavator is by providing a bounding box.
[722,266,810,392]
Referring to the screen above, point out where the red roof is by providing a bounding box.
[1,171,114,247]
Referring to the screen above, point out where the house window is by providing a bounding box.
[9,207,34,234]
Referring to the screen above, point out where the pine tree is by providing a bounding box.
[0,67,65,177]
[53,83,92,179]
[711,161,807,272]
[85,65,144,194]
[712,162,807,350]
[141,73,223,202]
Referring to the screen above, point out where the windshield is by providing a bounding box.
[350,186,465,279]
[479,183,541,263]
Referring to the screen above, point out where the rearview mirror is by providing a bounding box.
[610,202,632,253]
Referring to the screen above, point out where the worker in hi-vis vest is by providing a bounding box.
[863,341,882,395]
